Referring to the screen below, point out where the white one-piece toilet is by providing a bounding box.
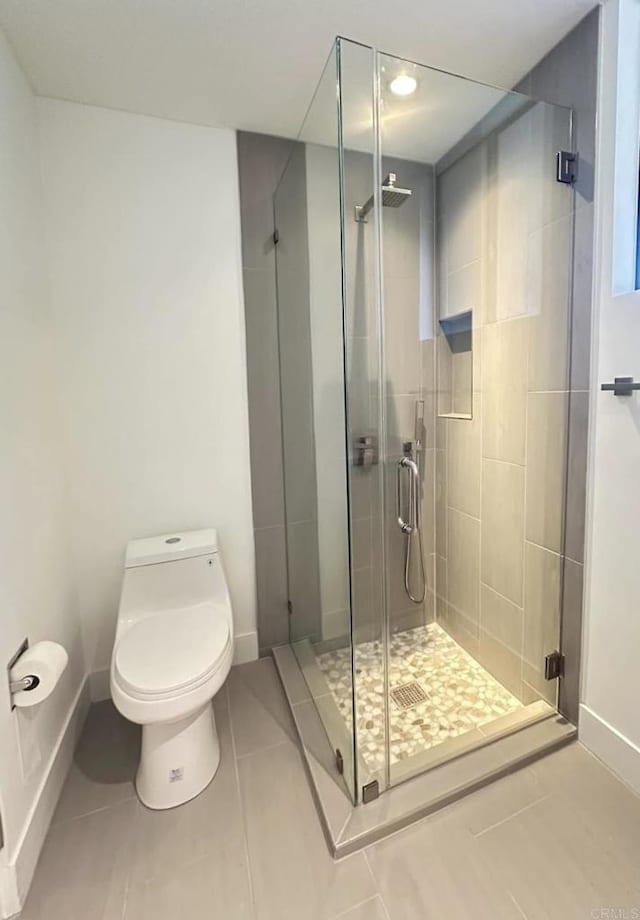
[110,529,233,809]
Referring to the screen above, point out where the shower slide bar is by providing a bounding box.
[396,455,420,535]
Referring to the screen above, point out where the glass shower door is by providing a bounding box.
[275,36,575,807]
[374,52,574,787]
[273,43,358,802]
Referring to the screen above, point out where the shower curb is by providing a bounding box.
[272,644,577,858]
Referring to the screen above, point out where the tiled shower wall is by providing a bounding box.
[519,9,598,723]
[434,10,597,720]
[342,151,436,645]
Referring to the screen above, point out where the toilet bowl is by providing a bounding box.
[110,529,233,809]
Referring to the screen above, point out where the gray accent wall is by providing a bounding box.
[237,132,292,653]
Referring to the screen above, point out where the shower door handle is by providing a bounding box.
[396,457,419,534]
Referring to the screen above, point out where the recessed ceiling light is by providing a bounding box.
[389,74,417,97]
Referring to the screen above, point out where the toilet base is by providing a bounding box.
[136,702,220,810]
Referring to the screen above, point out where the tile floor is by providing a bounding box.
[19,656,640,920]
[317,624,522,773]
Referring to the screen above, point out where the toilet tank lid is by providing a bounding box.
[125,529,218,568]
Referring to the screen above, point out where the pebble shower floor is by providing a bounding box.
[316,623,522,774]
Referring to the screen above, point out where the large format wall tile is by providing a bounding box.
[529,8,599,209]
[570,203,594,391]
[527,215,572,392]
[254,525,289,651]
[480,583,523,655]
[237,132,292,271]
[447,415,481,518]
[559,557,584,724]
[525,391,568,555]
[384,272,421,397]
[435,447,447,557]
[523,541,562,703]
[243,267,285,530]
[447,508,480,627]
[238,133,294,650]
[481,460,525,605]
[287,519,322,641]
[565,390,589,563]
[482,319,528,465]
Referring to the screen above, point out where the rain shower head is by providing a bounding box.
[354,173,412,222]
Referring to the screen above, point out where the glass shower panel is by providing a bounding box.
[376,52,573,786]
[336,38,388,796]
[274,45,357,801]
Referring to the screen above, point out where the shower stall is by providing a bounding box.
[273,38,575,806]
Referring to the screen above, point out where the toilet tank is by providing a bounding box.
[118,529,231,622]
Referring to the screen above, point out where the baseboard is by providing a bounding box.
[89,668,111,702]
[0,675,90,918]
[579,704,640,796]
[233,631,258,665]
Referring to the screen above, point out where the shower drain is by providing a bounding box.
[390,681,428,711]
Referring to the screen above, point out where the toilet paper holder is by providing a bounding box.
[7,639,40,710]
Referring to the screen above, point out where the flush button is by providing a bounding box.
[165,537,181,544]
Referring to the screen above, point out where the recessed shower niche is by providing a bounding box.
[437,311,473,418]
[271,36,577,846]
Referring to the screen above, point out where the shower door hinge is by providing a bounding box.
[362,779,379,804]
[544,650,565,681]
[335,749,344,775]
[287,599,293,616]
[556,150,577,185]
[273,229,279,245]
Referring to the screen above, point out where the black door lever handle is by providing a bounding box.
[601,376,640,396]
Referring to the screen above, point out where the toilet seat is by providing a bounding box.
[114,603,230,701]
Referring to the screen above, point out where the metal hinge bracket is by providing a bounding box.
[362,779,379,804]
[556,150,577,185]
[544,650,565,681]
[273,229,279,245]
[335,749,344,775]
[287,600,293,616]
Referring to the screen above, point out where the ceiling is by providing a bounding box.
[0,0,596,142]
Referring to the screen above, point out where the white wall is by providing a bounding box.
[581,0,640,794]
[0,31,85,914]
[37,99,257,681]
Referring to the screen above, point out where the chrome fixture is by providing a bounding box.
[354,435,378,467]
[395,401,426,604]
[354,173,412,223]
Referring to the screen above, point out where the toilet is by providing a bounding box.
[110,528,233,810]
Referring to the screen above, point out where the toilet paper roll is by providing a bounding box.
[10,641,68,708]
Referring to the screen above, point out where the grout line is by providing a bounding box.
[472,792,551,838]
[225,683,257,913]
[119,871,131,920]
[524,537,565,560]
[53,793,138,828]
[446,505,481,524]
[235,738,293,761]
[507,888,530,920]
[331,894,384,919]
[362,850,384,903]
[378,892,393,920]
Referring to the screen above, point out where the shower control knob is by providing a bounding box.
[354,436,378,467]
